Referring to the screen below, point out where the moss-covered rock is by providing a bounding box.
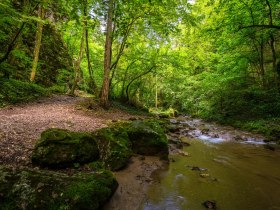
[32,120,169,170]
[92,126,132,171]
[0,166,117,210]
[127,120,168,159]
[32,128,99,168]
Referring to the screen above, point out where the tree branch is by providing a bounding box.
[240,24,280,30]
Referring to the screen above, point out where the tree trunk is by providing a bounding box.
[83,0,97,93]
[100,0,114,108]
[155,74,158,109]
[30,3,45,82]
[120,60,136,100]
[125,66,155,102]
[259,42,265,87]
[265,0,279,89]
[69,27,86,95]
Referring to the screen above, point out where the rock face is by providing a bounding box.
[32,120,169,170]
[127,120,168,159]
[92,126,132,171]
[0,167,118,210]
[32,128,99,168]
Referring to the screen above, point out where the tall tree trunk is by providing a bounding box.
[100,0,114,108]
[108,18,137,96]
[155,74,158,109]
[69,27,86,95]
[30,3,45,82]
[259,41,265,87]
[125,66,155,102]
[265,0,279,89]
[83,0,97,92]
[120,60,136,100]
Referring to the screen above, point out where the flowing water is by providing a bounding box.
[140,118,280,210]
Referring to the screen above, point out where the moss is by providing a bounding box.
[32,129,99,168]
[0,78,49,107]
[127,120,169,159]
[32,120,169,170]
[92,126,132,171]
[0,167,117,210]
[86,161,106,171]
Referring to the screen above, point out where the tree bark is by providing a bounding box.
[100,0,114,108]
[83,0,97,92]
[240,24,280,30]
[69,27,86,95]
[265,0,279,89]
[30,3,45,82]
[259,41,265,87]
[126,66,155,102]
[120,60,136,100]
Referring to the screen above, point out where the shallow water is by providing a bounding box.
[140,139,280,210]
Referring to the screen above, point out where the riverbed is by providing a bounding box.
[140,117,280,210]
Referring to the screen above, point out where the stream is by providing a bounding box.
[139,117,280,210]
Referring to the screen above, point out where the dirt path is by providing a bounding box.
[0,95,136,166]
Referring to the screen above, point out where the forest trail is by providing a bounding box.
[0,95,136,166]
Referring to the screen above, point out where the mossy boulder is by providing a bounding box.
[0,166,117,210]
[31,120,168,170]
[92,126,132,171]
[127,120,168,158]
[32,128,99,168]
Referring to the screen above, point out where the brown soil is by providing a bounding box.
[0,95,137,166]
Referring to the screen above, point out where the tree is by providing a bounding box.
[30,1,46,82]
[69,25,86,95]
[100,0,114,108]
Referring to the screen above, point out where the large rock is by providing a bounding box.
[32,128,99,168]
[0,166,118,210]
[127,120,168,159]
[31,120,169,170]
[92,126,132,171]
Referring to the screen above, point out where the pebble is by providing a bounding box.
[202,200,216,209]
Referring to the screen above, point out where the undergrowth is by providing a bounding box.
[0,78,65,107]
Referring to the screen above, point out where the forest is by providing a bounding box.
[1,0,280,209]
[1,0,280,139]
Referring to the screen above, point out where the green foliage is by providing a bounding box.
[230,118,280,142]
[1,0,280,140]
[0,78,49,107]
[112,100,150,116]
